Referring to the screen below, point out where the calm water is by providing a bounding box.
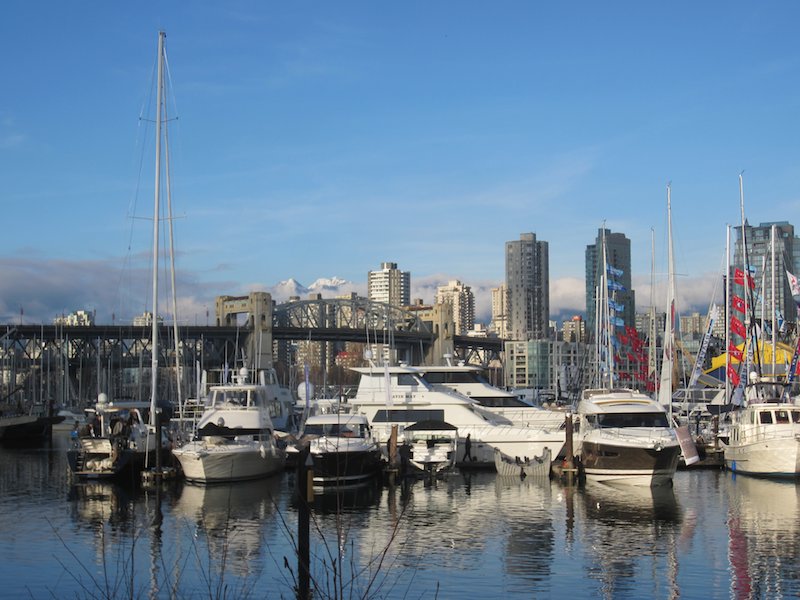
[1,433,799,599]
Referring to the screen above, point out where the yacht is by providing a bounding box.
[575,388,681,486]
[290,413,384,489]
[347,365,565,468]
[67,396,168,480]
[416,362,567,431]
[172,367,285,483]
[723,376,800,477]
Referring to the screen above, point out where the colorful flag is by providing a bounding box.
[730,316,746,338]
[727,364,741,386]
[607,265,624,277]
[787,269,800,304]
[731,295,745,313]
[734,268,755,289]
[728,342,744,362]
[608,280,626,292]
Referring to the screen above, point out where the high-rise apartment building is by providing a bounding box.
[585,228,636,335]
[732,221,799,324]
[490,284,508,338]
[561,316,586,343]
[505,233,549,340]
[367,261,410,306]
[435,280,475,335]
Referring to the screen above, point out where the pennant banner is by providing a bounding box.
[734,268,755,289]
[730,316,746,338]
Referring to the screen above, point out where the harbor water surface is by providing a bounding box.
[1,433,799,599]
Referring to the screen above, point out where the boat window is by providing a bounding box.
[475,396,530,407]
[397,374,420,387]
[792,411,800,423]
[775,410,790,424]
[221,391,248,405]
[373,409,445,423]
[759,411,774,424]
[425,372,483,384]
[596,413,669,428]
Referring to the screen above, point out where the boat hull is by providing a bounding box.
[724,436,800,478]
[67,444,165,481]
[0,415,63,444]
[494,447,551,478]
[580,440,681,486]
[454,427,564,469]
[309,449,384,488]
[173,440,285,483]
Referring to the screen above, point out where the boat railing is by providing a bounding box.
[587,425,677,444]
[736,423,800,443]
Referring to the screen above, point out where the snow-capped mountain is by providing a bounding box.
[269,277,364,302]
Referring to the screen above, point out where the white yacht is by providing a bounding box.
[172,367,285,483]
[723,377,800,477]
[575,388,681,486]
[347,365,564,468]
[416,362,567,431]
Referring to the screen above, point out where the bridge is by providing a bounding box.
[0,293,503,407]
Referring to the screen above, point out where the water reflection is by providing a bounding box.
[725,475,800,600]
[579,482,682,599]
[173,478,283,578]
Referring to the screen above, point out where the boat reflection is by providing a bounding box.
[725,474,800,599]
[582,480,681,524]
[363,473,556,595]
[67,481,137,530]
[579,481,682,599]
[173,478,283,578]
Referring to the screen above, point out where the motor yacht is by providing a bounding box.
[172,367,285,483]
[723,376,800,477]
[575,387,681,486]
[347,365,565,468]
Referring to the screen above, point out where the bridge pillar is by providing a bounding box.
[215,292,274,368]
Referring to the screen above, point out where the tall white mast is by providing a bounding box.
[658,183,676,414]
[725,225,731,402]
[771,224,777,378]
[149,30,166,424]
[648,228,657,392]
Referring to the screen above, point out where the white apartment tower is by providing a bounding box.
[491,285,509,338]
[435,280,475,335]
[367,262,411,307]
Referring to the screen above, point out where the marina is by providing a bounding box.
[2,432,800,599]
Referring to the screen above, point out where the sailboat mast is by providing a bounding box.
[658,184,676,415]
[771,224,777,378]
[649,228,657,392]
[163,79,184,421]
[725,225,731,402]
[149,30,166,422]
[601,228,614,388]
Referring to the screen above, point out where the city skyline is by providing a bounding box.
[3,3,800,325]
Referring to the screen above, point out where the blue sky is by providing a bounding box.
[2,2,800,325]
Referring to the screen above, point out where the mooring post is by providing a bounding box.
[155,407,162,473]
[562,411,576,484]
[297,446,311,600]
